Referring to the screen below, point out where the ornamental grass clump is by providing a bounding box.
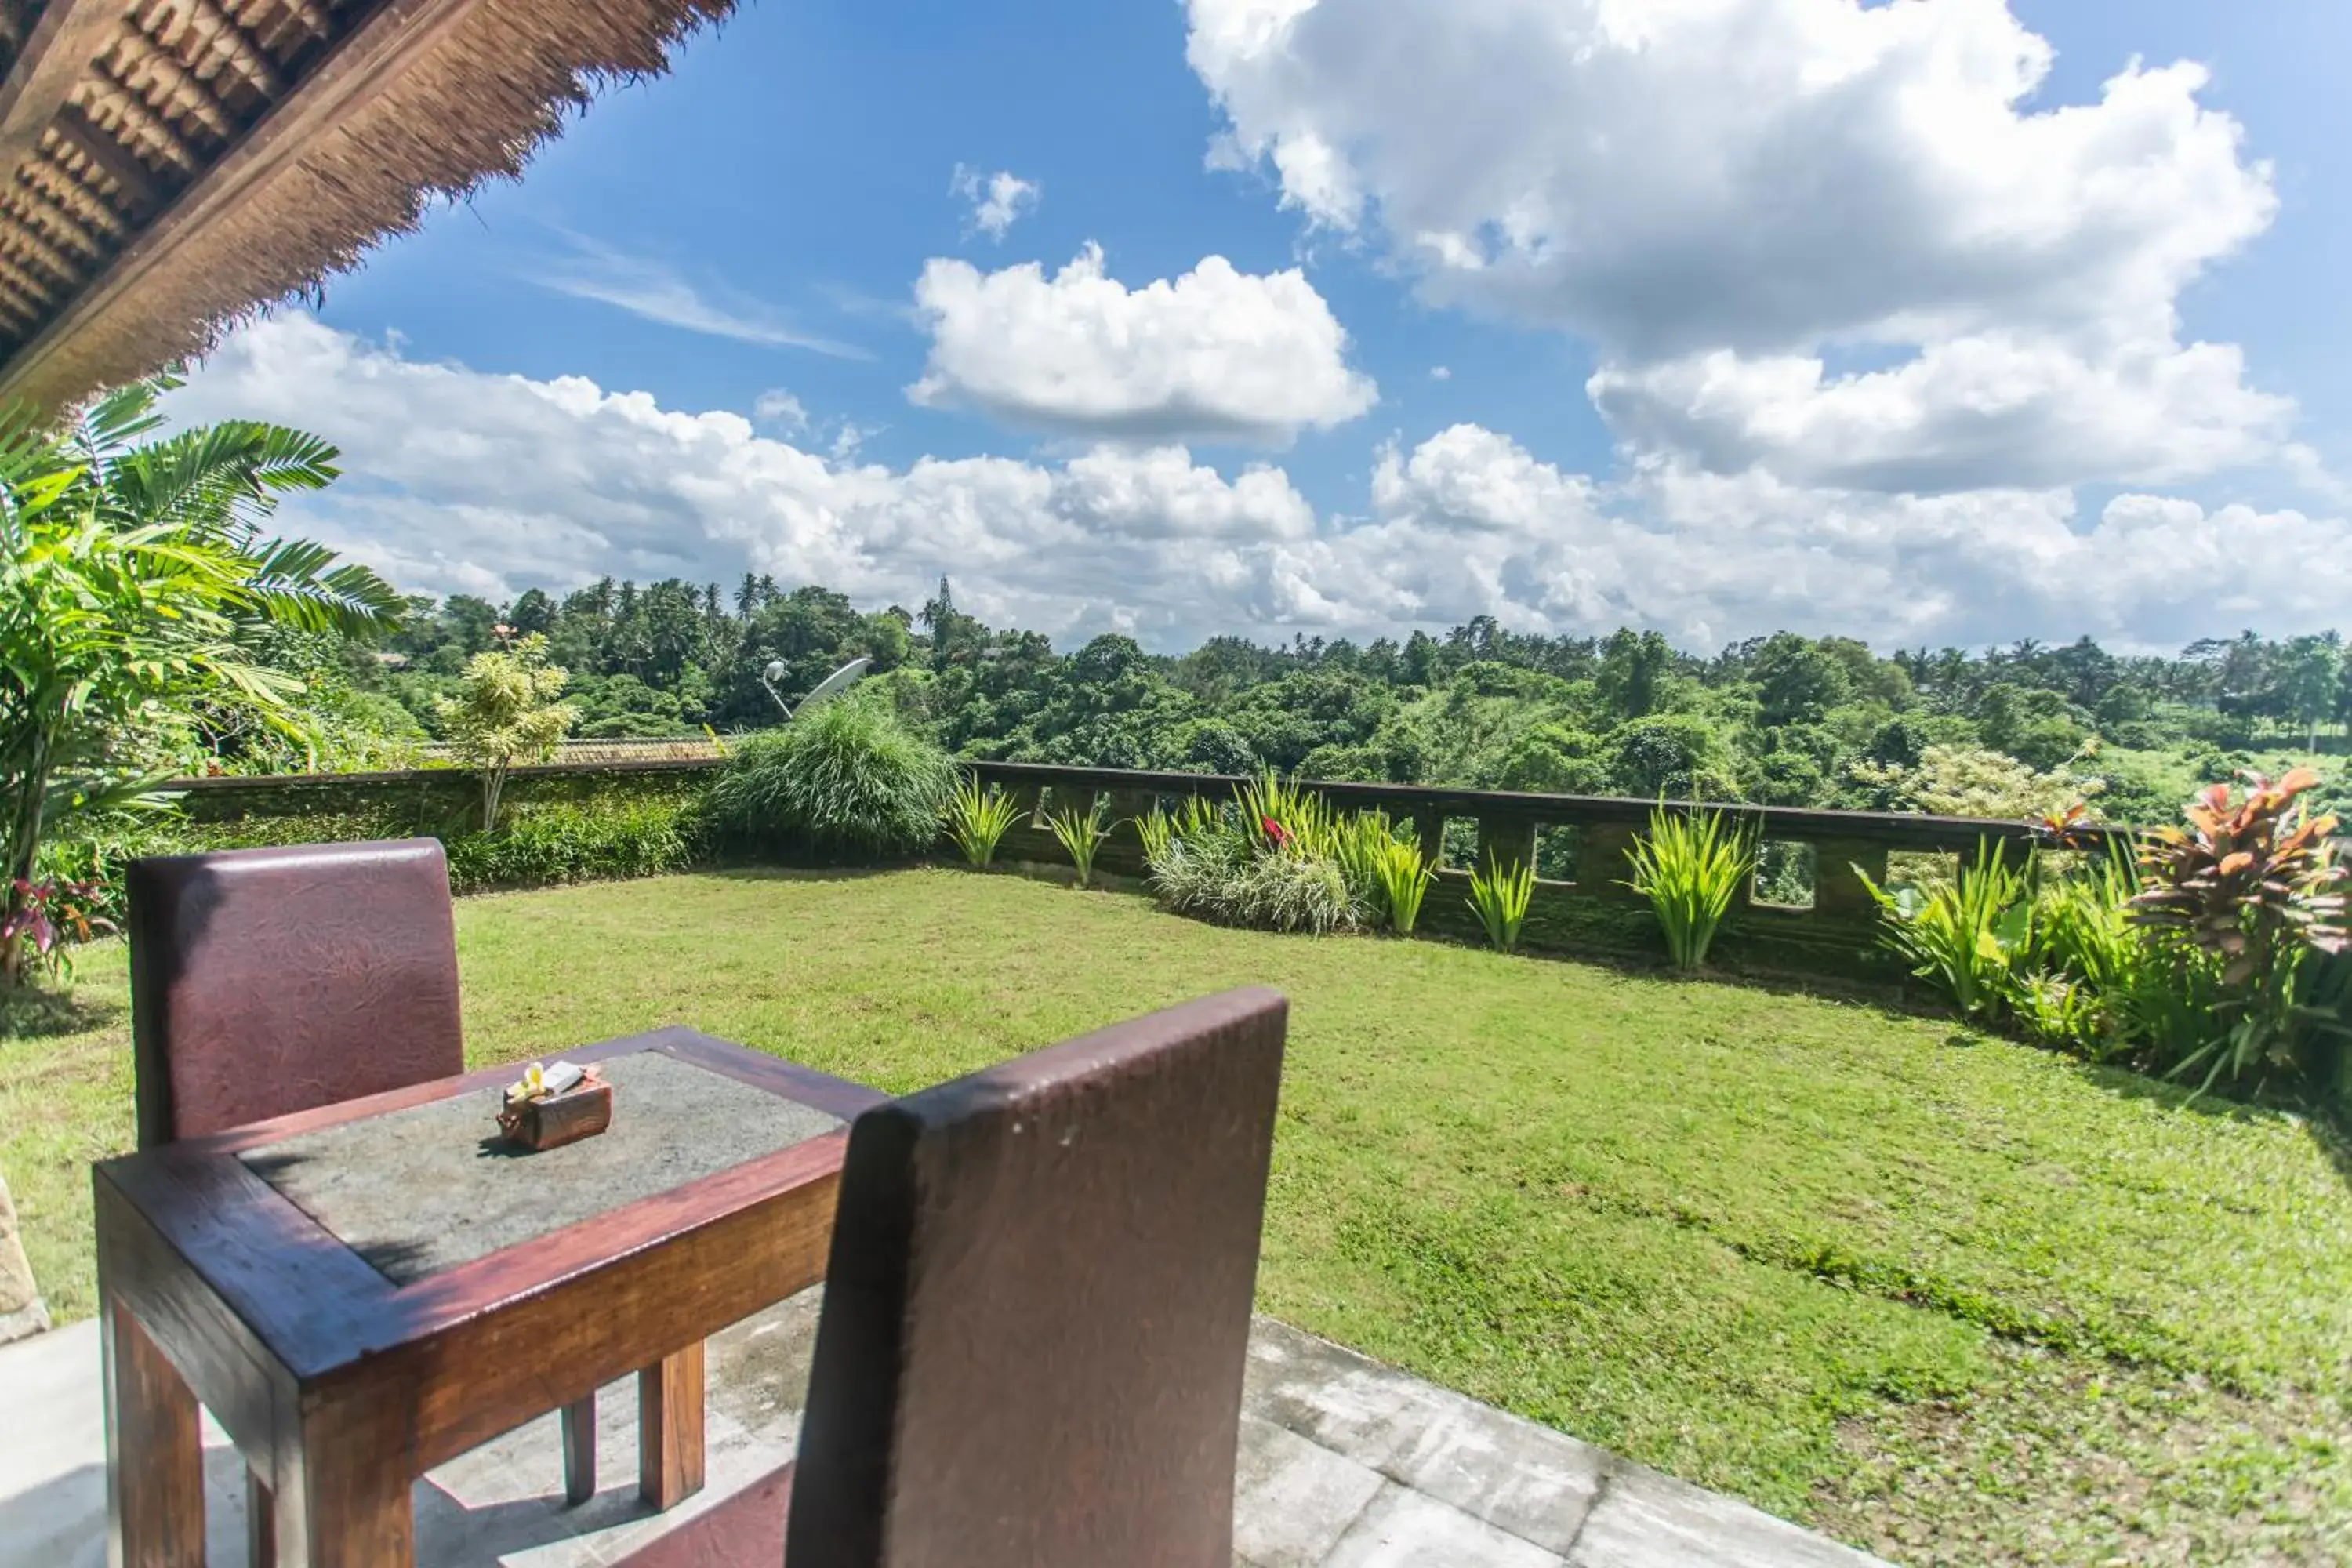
[1371,837,1432,935]
[1142,775,1367,935]
[1622,805,1755,970]
[942,778,1021,868]
[1467,855,1535,953]
[703,690,956,862]
[1049,794,1112,887]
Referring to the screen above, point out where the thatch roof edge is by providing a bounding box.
[0,0,734,416]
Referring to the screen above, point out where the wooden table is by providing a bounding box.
[93,1026,884,1567]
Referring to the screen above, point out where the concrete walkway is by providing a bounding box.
[0,1292,1884,1567]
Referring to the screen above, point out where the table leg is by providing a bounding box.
[102,1297,205,1568]
[561,1394,597,1505]
[272,1403,413,1568]
[637,1341,706,1509]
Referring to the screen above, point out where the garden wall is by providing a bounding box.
[147,757,2127,989]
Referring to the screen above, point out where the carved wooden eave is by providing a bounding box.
[0,0,731,416]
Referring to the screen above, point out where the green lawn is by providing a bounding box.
[6,868,2348,1565]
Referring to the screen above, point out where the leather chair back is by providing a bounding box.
[787,986,1287,1568]
[126,838,466,1145]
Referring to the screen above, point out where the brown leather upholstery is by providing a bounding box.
[125,838,466,1146]
[616,985,1287,1568]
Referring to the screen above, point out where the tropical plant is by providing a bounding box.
[2129,768,2349,1093]
[434,633,578,830]
[1225,851,1356,935]
[1622,805,1756,970]
[1134,803,1176,866]
[1,379,400,984]
[0,874,113,982]
[1467,855,1535,953]
[1049,794,1112,887]
[1856,840,2033,1021]
[702,690,956,860]
[944,779,1022,868]
[1372,837,1433,935]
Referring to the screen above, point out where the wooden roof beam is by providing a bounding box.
[0,0,138,183]
[0,0,491,409]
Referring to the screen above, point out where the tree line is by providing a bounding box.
[279,572,2352,826]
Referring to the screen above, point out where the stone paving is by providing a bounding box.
[0,1290,1886,1567]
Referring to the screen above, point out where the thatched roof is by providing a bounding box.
[0,0,733,416]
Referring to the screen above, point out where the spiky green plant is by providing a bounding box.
[1134,804,1176,866]
[1049,794,1112,887]
[1855,840,2032,1020]
[942,778,1021,868]
[1468,855,1536,953]
[1373,837,1433,935]
[1622,806,1756,971]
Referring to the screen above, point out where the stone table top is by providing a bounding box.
[240,1049,845,1286]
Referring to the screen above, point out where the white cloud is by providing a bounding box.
[536,236,867,358]
[168,316,1326,640]
[950,165,1042,240]
[752,390,808,432]
[907,243,1377,445]
[1428,365,1451,382]
[169,317,2352,655]
[1187,0,2292,493]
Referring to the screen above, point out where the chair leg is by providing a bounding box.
[561,1394,597,1506]
[248,1466,276,1567]
[637,1341,706,1510]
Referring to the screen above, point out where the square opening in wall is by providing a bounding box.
[1440,818,1483,870]
[1751,840,1817,910]
[1884,850,1960,896]
[1534,824,1581,884]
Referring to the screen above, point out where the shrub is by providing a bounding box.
[1467,855,1534,953]
[2129,768,2348,1094]
[441,800,696,893]
[1049,795,1112,887]
[1225,853,1356,935]
[703,692,955,861]
[1857,840,2031,1021]
[1142,784,1363,935]
[1622,805,1755,970]
[943,779,1020,868]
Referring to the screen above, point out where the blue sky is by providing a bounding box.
[174,0,2352,653]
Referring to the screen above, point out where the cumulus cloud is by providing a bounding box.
[1188,0,2292,492]
[169,316,2352,654]
[907,243,1377,445]
[950,165,1041,239]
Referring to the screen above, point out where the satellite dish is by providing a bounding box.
[760,655,873,719]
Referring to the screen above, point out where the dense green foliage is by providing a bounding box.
[0,382,399,981]
[1857,774,2351,1107]
[348,575,2352,831]
[10,871,2348,1561]
[703,691,955,861]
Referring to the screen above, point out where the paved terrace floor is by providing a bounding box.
[0,1294,1885,1567]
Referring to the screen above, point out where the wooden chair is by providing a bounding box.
[613,985,1289,1568]
[123,838,603,1558]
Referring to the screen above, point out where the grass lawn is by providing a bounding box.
[6,867,2349,1565]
